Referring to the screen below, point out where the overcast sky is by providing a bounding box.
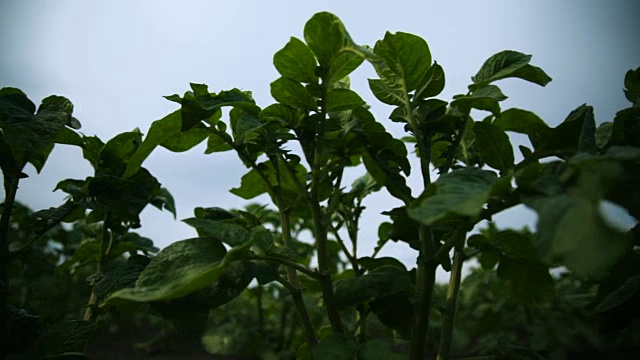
[1,1,639,276]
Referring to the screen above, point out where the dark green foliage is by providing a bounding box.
[2,11,638,360]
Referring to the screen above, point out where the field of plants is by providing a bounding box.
[1,11,639,360]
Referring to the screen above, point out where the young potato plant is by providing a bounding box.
[2,11,639,360]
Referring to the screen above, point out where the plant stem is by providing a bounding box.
[410,108,437,360]
[0,174,20,360]
[437,235,465,360]
[269,154,324,350]
[329,224,358,274]
[276,277,317,347]
[83,215,112,322]
[253,254,321,280]
[410,229,437,360]
[307,79,344,334]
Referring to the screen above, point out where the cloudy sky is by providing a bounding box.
[1,1,639,275]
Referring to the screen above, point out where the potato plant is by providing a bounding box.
[1,11,639,360]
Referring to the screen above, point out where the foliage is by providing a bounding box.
[1,11,639,360]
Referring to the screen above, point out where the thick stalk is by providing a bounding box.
[83,216,112,322]
[437,237,465,360]
[309,193,344,333]
[0,175,20,360]
[308,80,344,334]
[410,116,437,360]
[410,228,437,360]
[264,156,317,347]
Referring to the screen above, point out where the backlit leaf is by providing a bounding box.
[409,168,497,225]
[373,31,432,92]
[124,110,208,178]
[611,107,640,147]
[451,84,507,116]
[333,265,412,309]
[527,195,629,279]
[327,51,364,83]
[473,122,514,171]
[270,77,316,110]
[182,217,250,246]
[472,50,530,85]
[273,37,318,84]
[107,236,246,302]
[414,62,445,100]
[624,67,640,106]
[326,88,366,111]
[304,12,355,68]
[368,78,405,106]
[493,108,549,137]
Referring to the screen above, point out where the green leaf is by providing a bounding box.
[531,104,597,158]
[414,62,445,100]
[94,254,150,300]
[149,186,177,218]
[409,168,497,225]
[368,78,405,106]
[313,334,358,360]
[54,126,84,146]
[327,51,364,83]
[527,195,629,279]
[595,122,613,149]
[124,110,208,178]
[596,273,640,313]
[624,67,640,106]
[472,50,550,87]
[0,90,78,174]
[182,217,250,246]
[205,132,233,153]
[611,107,640,147]
[509,63,553,87]
[333,265,412,309]
[493,108,549,136]
[86,168,160,219]
[177,87,260,131]
[260,103,301,127]
[473,122,515,171]
[358,339,406,360]
[303,12,355,68]
[326,88,366,111]
[370,294,414,337]
[33,320,95,357]
[80,135,104,169]
[207,260,256,309]
[451,84,507,116]
[373,31,432,92]
[107,236,244,303]
[273,36,318,84]
[59,240,100,270]
[99,129,142,172]
[497,257,554,304]
[567,104,596,153]
[473,50,530,83]
[230,160,308,212]
[270,77,316,110]
[357,256,407,271]
[0,87,35,117]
